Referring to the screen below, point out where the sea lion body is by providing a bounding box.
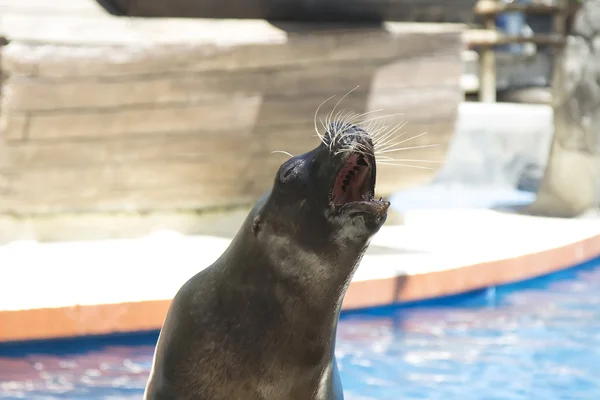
[145,122,389,400]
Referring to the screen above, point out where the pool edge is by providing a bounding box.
[1,232,599,343]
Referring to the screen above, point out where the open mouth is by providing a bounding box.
[330,152,376,207]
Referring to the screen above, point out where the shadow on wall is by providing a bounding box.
[94,0,478,22]
[94,0,126,15]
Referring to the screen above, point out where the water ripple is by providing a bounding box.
[1,259,599,399]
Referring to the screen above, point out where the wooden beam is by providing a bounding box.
[550,0,569,106]
[474,0,565,16]
[465,30,566,47]
[478,10,497,103]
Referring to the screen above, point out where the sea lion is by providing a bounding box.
[144,119,390,400]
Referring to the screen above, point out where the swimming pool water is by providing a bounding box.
[1,257,599,400]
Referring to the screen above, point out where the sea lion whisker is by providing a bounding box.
[377,157,441,164]
[376,143,440,154]
[371,129,406,149]
[375,132,430,153]
[331,109,347,128]
[344,115,371,140]
[331,110,356,145]
[376,140,406,153]
[314,95,336,146]
[361,121,385,137]
[357,112,405,133]
[344,111,384,134]
[362,121,389,141]
[376,162,434,170]
[326,86,360,146]
[323,108,416,157]
[337,109,356,126]
[319,118,328,137]
[331,113,355,147]
[368,119,406,140]
[271,150,294,158]
[376,130,427,151]
[394,131,429,145]
[371,122,407,148]
[333,143,371,155]
[372,128,407,152]
[360,111,405,125]
[348,109,385,124]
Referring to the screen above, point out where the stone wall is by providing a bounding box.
[0,18,465,216]
[528,0,600,217]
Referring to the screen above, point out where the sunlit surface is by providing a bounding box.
[1,257,599,400]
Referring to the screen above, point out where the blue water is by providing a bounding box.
[1,257,600,400]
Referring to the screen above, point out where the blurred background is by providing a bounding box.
[0,0,599,399]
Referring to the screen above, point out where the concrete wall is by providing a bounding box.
[0,15,465,219]
[434,102,553,190]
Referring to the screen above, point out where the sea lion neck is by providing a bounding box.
[213,213,366,331]
[223,221,359,297]
[206,233,345,372]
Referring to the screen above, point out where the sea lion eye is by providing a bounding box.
[279,159,302,183]
[281,165,295,181]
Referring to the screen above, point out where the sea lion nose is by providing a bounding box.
[327,123,372,151]
[342,129,373,151]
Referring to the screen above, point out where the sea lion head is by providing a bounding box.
[251,119,390,254]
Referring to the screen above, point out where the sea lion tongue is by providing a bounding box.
[324,122,389,222]
[331,152,373,205]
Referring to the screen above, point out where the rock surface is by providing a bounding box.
[528,0,600,217]
[0,2,465,221]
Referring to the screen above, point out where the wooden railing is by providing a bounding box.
[465,0,572,102]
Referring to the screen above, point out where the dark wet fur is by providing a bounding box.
[144,124,389,400]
